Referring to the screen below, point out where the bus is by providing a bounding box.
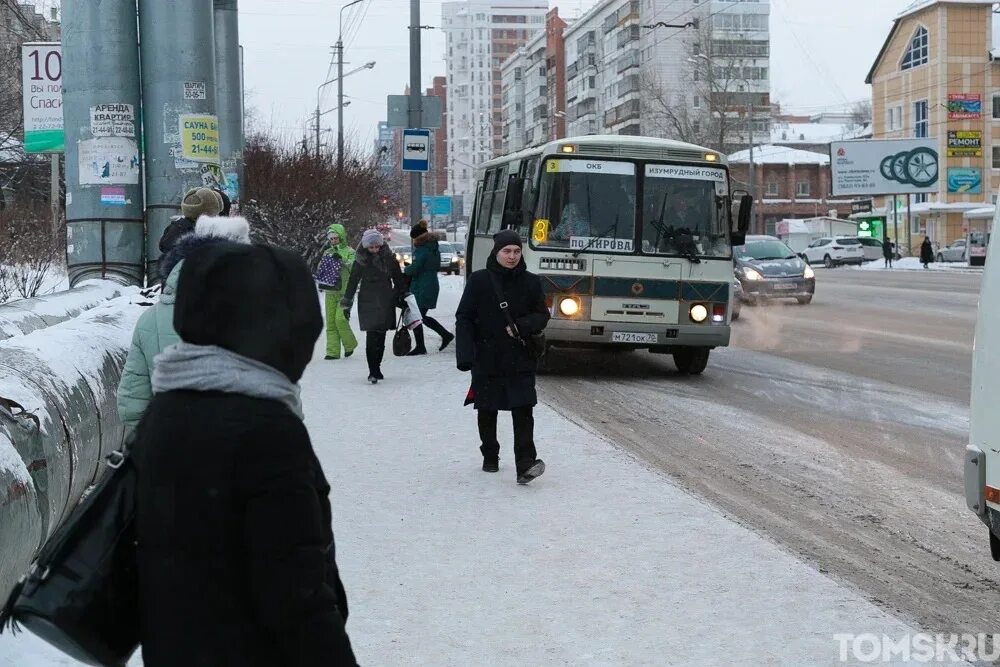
[465,135,752,375]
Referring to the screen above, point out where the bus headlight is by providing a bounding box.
[559,297,580,316]
[690,304,709,323]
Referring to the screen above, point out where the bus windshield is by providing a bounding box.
[533,159,636,253]
[642,165,731,258]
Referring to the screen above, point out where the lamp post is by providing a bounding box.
[337,0,364,172]
[314,62,374,159]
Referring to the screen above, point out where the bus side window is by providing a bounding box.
[476,170,495,235]
[488,165,508,234]
[519,158,540,236]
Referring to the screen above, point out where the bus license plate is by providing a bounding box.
[612,332,658,344]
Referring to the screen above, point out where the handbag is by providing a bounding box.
[315,254,343,291]
[0,445,139,666]
[392,311,412,356]
[487,273,546,360]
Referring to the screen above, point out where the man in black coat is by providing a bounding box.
[882,237,894,269]
[456,229,550,484]
[341,228,406,384]
[132,242,358,666]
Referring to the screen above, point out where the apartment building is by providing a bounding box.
[866,0,1000,253]
[500,9,568,154]
[442,0,547,216]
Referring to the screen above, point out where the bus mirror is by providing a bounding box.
[731,191,753,234]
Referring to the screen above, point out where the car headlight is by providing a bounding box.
[559,297,580,316]
[690,304,709,323]
[451,257,459,263]
[803,265,815,279]
[742,267,763,281]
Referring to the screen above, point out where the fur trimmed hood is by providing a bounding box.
[412,230,446,247]
[160,216,253,285]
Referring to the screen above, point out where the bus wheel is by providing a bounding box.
[673,347,710,375]
[990,530,1000,562]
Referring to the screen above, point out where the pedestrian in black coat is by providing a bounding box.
[456,229,549,484]
[920,236,934,269]
[341,228,406,383]
[882,237,894,269]
[156,187,225,282]
[132,242,358,666]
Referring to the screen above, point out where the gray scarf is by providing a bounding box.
[152,342,303,419]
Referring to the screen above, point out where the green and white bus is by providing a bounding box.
[465,135,751,374]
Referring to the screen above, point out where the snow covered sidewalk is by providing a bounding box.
[2,276,919,666]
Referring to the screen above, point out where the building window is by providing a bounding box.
[913,100,928,137]
[766,181,779,196]
[796,181,810,197]
[900,26,929,71]
[693,95,700,109]
[992,145,1000,169]
[886,106,902,132]
[992,93,1000,120]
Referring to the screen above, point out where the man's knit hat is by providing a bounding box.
[181,187,223,220]
[492,229,523,255]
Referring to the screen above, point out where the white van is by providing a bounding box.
[965,215,999,558]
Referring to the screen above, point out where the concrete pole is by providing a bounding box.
[214,0,244,206]
[337,39,345,174]
[138,0,220,283]
[408,0,423,226]
[746,87,756,234]
[62,0,145,287]
[49,154,58,240]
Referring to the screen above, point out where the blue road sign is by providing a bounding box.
[422,195,452,217]
[402,128,430,173]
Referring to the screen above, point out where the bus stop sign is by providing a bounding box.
[402,129,430,173]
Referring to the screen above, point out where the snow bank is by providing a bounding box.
[0,282,127,341]
[855,257,983,273]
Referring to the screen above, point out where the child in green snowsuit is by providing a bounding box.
[319,223,358,359]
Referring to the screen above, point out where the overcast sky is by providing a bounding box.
[233,0,905,146]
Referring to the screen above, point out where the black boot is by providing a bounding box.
[516,459,545,484]
[439,331,455,351]
[408,326,427,355]
[480,444,499,473]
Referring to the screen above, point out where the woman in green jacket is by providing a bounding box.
[316,223,359,360]
[403,220,454,355]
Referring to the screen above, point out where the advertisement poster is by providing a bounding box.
[947,94,982,120]
[90,104,135,138]
[830,139,939,196]
[78,137,140,185]
[21,43,63,153]
[179,114,220,163]
[947,131,982,157]
[947,167,982,194]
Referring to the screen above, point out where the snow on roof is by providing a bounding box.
[897,0,993,21]
[964,206,995,220]
[771,122,873,145]
[728,144,829,166]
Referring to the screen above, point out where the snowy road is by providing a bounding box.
[541,268,993,640]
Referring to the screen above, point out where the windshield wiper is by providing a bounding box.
[572,213,620,258]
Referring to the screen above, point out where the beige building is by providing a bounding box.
[866,0,998,254]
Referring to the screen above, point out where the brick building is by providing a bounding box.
[728,145,855,234]
[425,76,448,197]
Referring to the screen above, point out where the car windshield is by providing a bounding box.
[439,243,453,253]
[836,237,861,245]
[641,165,731,258]
[735,240,796,261]
[532,158,636,253]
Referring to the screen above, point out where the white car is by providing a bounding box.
[937,239,967,263]
[802,237,865,268]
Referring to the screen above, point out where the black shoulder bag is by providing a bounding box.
[487,272,546,360]
[0,443,139,666]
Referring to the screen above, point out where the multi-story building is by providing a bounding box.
[426,76,449,197]
[866,0,998,254]
[442,0,547,217]
[499,9,568,154]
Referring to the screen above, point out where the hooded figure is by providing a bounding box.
[316,223,358,360]
[455,229,549,484]
[117,215,251,432]
[158,187,224,256]
[341,229,406,383]
[403,220,454,355]
[920,236,934,268]
[132,242,357,666]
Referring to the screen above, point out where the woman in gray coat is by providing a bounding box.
[341,229,405,383]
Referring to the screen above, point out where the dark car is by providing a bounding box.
[735,235,816,305]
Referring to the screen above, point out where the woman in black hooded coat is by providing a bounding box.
[456,229,549,484]
[132,242,358,666]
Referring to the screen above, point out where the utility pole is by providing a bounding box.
[408,0,422,225]
[62,0,145,287]
[214,0,244,206]
[747,86,756,233]
[336,37,345,172]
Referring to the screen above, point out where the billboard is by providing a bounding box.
[947,93,982,120]
[830,139,939,196]
[21,43,63,153]
[947,167,982,194]
[947,130,982,157]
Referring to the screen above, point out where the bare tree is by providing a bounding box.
[0,201,59,302]
[850,100,873,129]
[642,23,766,154]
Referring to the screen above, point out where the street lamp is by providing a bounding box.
[689,53,757,231]
[337,0,364,173]
[314,61,375,160]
